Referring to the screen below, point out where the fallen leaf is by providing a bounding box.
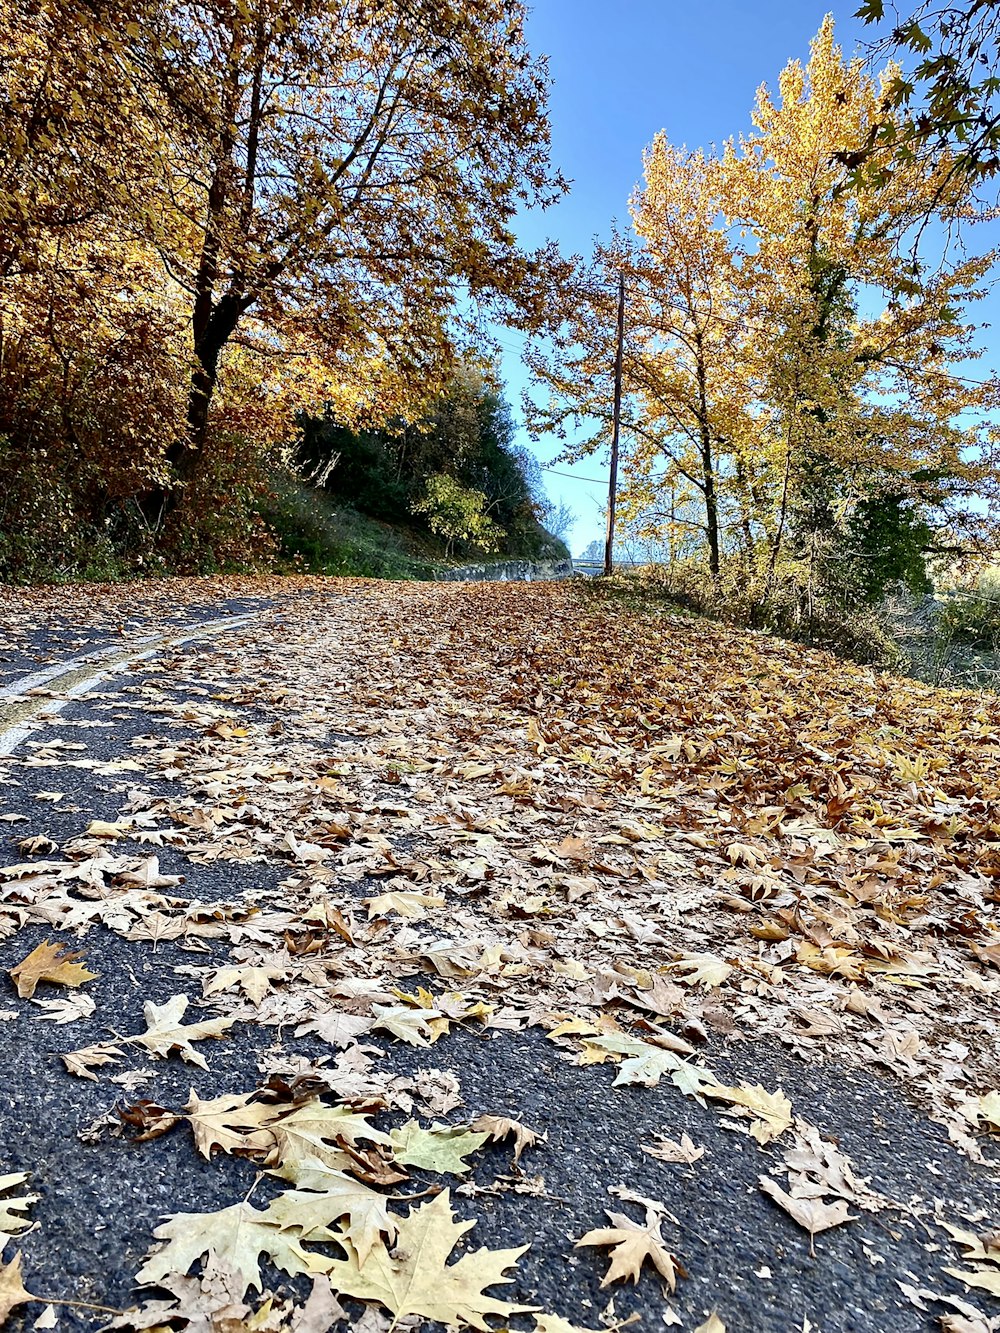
[0,1253,34,1324]
[532,1317,604,1333]
[134,994,236,1068]
[388,1121,488,1175]
[136,1201,326,1295]
[641,1132,705,1165]
[759,1176,856,1253]
[61,1042,125,1080]
[371,1004,444,1047]
[709,1083,793,1144]
[203,964,287,1007]
[9,941,97,999]
[364,890,446,919]
[694,1317,727,1333]
[470,1114,544,1162]
[0,1173,39,1235]
[324,1189,535,1329]
[576,1197,684,1289]
[263,1177,397,1268]
[183,1089,277,1159]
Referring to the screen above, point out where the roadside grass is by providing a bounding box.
[580,564,1000,693]
[259,474,450,579]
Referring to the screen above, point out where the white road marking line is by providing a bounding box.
[0,612,260,756]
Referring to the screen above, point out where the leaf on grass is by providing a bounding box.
[576,1198,684,1290]
[388,1122,488,1175]
[324,1189,534,1330]
[9,941,97,999]
[0,1173,39,1235]
[134,994,236,1068]
[470,1115,544,1162]
[136,1201,326,1296]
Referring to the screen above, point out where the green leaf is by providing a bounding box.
[854,0,884,24]
[388,1121,489,1175]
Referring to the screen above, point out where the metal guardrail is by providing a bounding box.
[572,561,645,575]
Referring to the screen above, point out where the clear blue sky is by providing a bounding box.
[500,1,873,556]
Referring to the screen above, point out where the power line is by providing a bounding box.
[541,466,608,484]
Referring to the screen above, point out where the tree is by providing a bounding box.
[731,19,1000,601]
[0,1,571,575]
[143,0,567,481]
[526,19,1000,611]
[0,2,160,283]
[411,473,501,555]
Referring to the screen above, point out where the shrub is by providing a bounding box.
[411,474,501,556]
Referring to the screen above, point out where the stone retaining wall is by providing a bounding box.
[436,558,575,582]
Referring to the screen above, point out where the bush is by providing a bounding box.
[936,589,1000,651]
[411,473,501,556]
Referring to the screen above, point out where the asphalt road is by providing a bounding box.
[0,590,998,1333]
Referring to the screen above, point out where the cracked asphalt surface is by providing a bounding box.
[0,583,998,1333]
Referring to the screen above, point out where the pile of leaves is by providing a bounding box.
[0,578,998,1330]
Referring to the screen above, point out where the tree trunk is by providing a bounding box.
[702,448,720,580]
[168,291,244,480]
[693,332,720,580]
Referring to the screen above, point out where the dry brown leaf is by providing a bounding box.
[0,1173,39,1235]
[9,941,97,999]
[694,1317,727,1333]
[708,1083,793,1144]
[134,994,236,1068]
[576,1198,684,1290]
[759,1176,856,1253]
[0,1253,34,1325]
[61,1042,125,1080]
[263,1176,397,1268]
[323,1189,534,1329]
[136,1201,325,1295]
[469,1114,544,1162]
[641,1132,705,1165]
[183,1089,277,1159]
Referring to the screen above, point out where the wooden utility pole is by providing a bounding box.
[604,271,625,577]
